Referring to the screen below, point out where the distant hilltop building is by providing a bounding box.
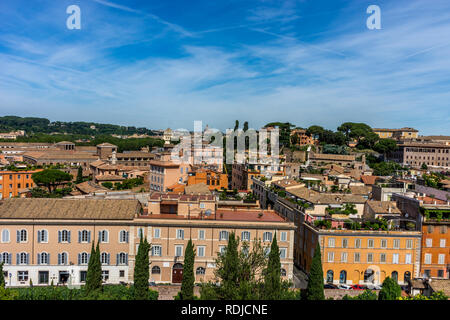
[163,128,173,145]
[372,127,419,140]
[0,130,25,140]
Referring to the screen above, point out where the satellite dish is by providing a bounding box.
[205,209,212,217]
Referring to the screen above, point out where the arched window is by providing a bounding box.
[59,230,70,243]
[99,230,109,243]
[1,252,11,264]
[1,229,10,243]
[219,231,229,241]
[19,252,28,265]
[196,267,205,275]
[364,269,375,283]
[391,271,398,283]
[281,268,287,277]
[339,270,347,284]
[80,230,90,243]
[17,229,27,243]
[37,230,48,243]
[118,252,128,265]
[241,231,251,242]
[326,270,334,283]
[263,232,273,242]
[404,271,411,283]
[152,266,161,274]
[59,252,68,265]
[80,252,89,265]
[119,230,128,243]
[39,252,49,265]
[101,252,110,265]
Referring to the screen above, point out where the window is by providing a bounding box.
[38,271,49,284]
[406,239,413,249]
[197,246,205,257]
[101,252,110,265]
[367,253,373,263]
[437,270,444,278]
[152,266,161,274]
[219,246,226,254]
[355,239,361,248]
[1,252,11,264]
[427,225,434,233]
[1,229,10,243]
[99,230,109,243]
[137,228,145,239]
[279,248,287,259]
[328,238,335,248]
[342,238,348,248]
[327,252,334,262]
[426,238,432,247]
[381,239,387,248]
[241,231,250,242]
[119,230,129,243]
[176,229,184,240]
[368,239,374,248]
[354,253,360,262]
[263,232,273,242]
[38,252,49,265]
[264,247,270,257]
[341,252,347,263]
[79,230,90,243]
[102,270,109,281]
[18,252,28,265]
[175,245,183,257]
[424,253,432,264]
[405,254,412,264]
[196,267,205,275]
[18,271,28,282]
[198,230,205,240]
[154,228,160,239]
[17,229,27,243]
[80,271,87,282]
[200,203,205,209]
[391,271,398,283]
[79,252,89,265]
[219,231,229,241]
[438,254,445,265]
[59,230,70,243]
[440,226,447,234]
[152,245,162,257]
[118,253,128,265]
[392,253,399,264]
[280,232,287,242]
[326,270,333,283]
[57,252,68,265]
[440,239,446,248]
[393,239,400,249]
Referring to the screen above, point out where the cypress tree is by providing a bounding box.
[0,262,5,288]
[263,233,281,300]
[134,232,150,300]
[305,242,325,300]
[217,232,240,299]
[86,240,102,295]
[378,277,401,300]
[76,166,83,184]
[180,239,195,300]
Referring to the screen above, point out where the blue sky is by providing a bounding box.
[0,0,449,134]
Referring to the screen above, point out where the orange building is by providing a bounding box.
[0,170,42,199]
[187,169,228,191]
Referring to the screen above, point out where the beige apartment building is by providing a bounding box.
[388,142,450,169]
[0,196,295,287]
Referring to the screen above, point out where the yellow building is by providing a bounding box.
[372,128,419,140]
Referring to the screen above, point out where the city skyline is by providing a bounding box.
[0,0,449,135]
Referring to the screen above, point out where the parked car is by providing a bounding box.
[324,284,338,289]
[351,284,366,290]
[337,284,352,290]
[366,284,382,290]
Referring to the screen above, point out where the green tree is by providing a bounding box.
[374,139,397,160]
[217,232,240,299]
[263,234,282,300]
[180,239,195,300]
[243,121,249,132]
[234,120,239,131]
[343,289,377,300]
[32,169,73,193]
[134,231,151,300]
[305,243,325,300]
[0,262,5,288]
[85,241,102,295]
[378,276,401,300]
[421,163,428,170]
[76,166,83,184]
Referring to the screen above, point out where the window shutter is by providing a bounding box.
[16,230,20,243]
[37,231,41,243]
[78,253,81,265]
[37,253,40,265]
[16,253,19,265]
[116,254,119,266]
[107,253,110,265]
[78,231,81,243]
[58,253,61,265]
[106,232,108,243]
[88,254,91,262]
[126,231,129,243]
[125,254,128,265]
[58,231,61,243]
[8,253,12,265]
[47,253,50,265]
[68,231,71,243]
[98,231,101,242]
[88,231,91,243]
[26,253,29,264]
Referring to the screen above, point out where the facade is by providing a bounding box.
[149,155,191,193]
[308,153,356,167]
[0,170,41,199]
[0,197,295,287]
[290,129,318,146]
[187,169,228,191]
[388,142,450,169]
[372,128,419,140]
